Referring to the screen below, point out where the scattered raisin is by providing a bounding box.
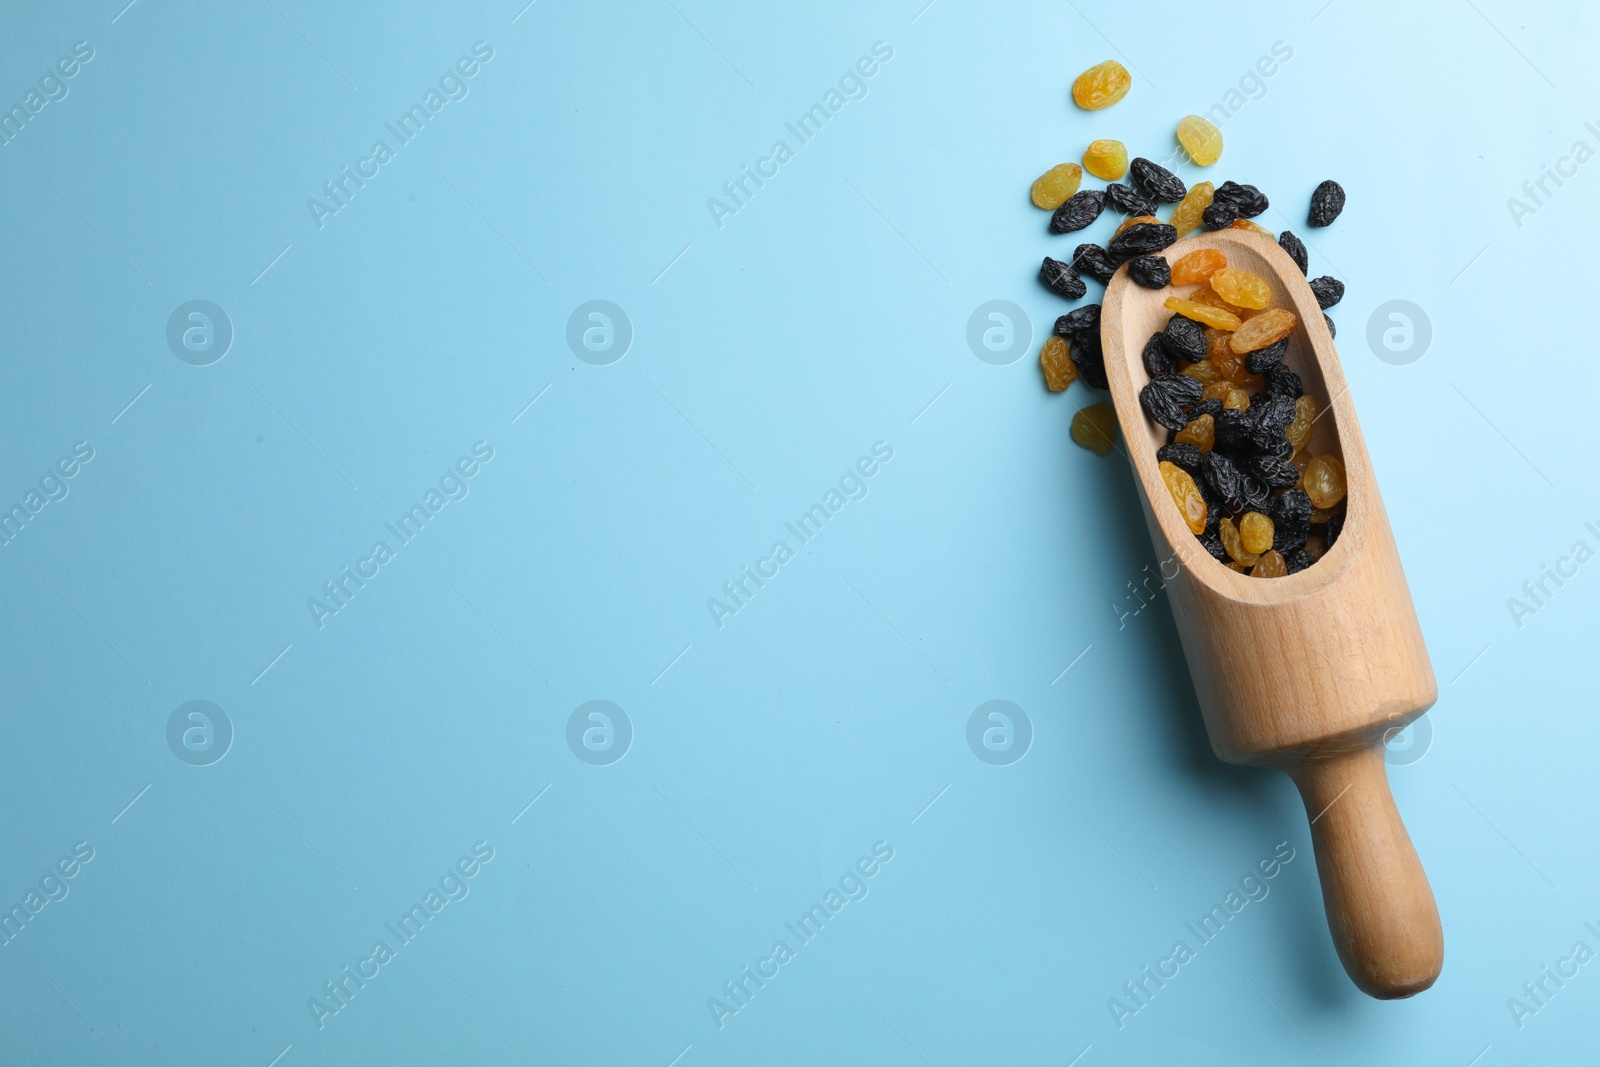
[1140,373,1205,430]
[1054,304,1100,336]
[1243,337,1289,375]
[1040,336,1076,391]
[1082,139,1128,180]
[1176,115,1223,166]
[1164,296,1241,332]
[1202,200,1242,229]
[1108,221,1177,259]
[1072,243,1117,284]
[1308,276,1344,309]
[1130,157,1186,203]
[1159,460,1208,535]
[1031,163,1083,210]
[1229,308,1296,353]
[1251,550,1287,578]
[1071,404,1117,454]
[1106,182,1157,218]
[1115,214,1159,237]
[1070,334,1108,389]
[1129,255,1171,288]
[1303,455,1347,508]
[1169,181,1214,237]
[1039,256,1086,300]
[1209,268,1272,310]
[1324,314,1336,339]
[1050,190,1106,233]
[1162,315,1207,362]
[1072,61,1132,110]
[1213,181,1269,218]
[1278,230,1309,274]
[1308,180,1345,227]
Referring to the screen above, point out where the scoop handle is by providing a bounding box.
[1289,745,1443,998]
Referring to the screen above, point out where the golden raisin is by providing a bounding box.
[1071,403,1118,455]
[1251,550,1287,578]
[1072,61,1132,110]
[1115,213,1158,237]
[1286,395,1317,451]
[1229,308,1296,353]
[1169,181,1214,237]
[1083,139,1129,180]
[1292,450,1311,488]
[1159,460,1207,535]
[1208,337,1247,382]
[1164,296,1240,332]
[1176,115,1223,166]
[1040,335,1076,391]
[1303,455,1347,508]
[1174,413,1214,452]
[1201,380,1232,402]
[1227,560,1251,573]
[1220,517,1259,567]
[1239,511,1274,555]
[1224,388,1250,411]
[1209,268,1272,310]
[1187,284,1257,319]
[1230,218,1274,237]
[1170,248,1227,285]
[1180,359,1221,385]
[1031,163,1083,210]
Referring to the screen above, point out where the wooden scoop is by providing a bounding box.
[1100,228,1443,999]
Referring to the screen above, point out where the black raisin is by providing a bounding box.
[1212,408,1252,454]
[1188,398,1224,420]
[1308,180,1345,227]
[1251,395,1296,437]
[1140,374,1205,431]
[1324,313,1336,339]
[1202,451,1243,510]
[1072,243,1117,284]
[1243,338,1289,375]
[1239,471,1273,512]
[1161,314,1206,362]
[1308,276,1344,309]
[1039,257,1086,300]
[1071,336,1108,390]
[1157,441,1205,476]
[1326,511,1345,547]
[1108,222,1177,260]
[1213,181,1269,218]
[1143,333,1174,377]
[1248,453,1300,490]
[1050,189,1105,233]
[1264,363,1303,400]
[1054,305,1100,337]
[1285,549,1315,575]
[1202,200,1241,229]
[1277,230,1309,275]
[1129,255,1171,289]
[1130,158,1186,203]
[1105,182,1157,217]
[1198,529,1231,563]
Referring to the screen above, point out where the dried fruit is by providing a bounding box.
[1303,454,1347,508]
[1273,489,1312,552]
[1171,248,1227,285]
[1176,114,1223,166]
[1223,388,1250,411]
[1031,163,1083,210]
[1180,359,1222,386]
[1285,395,1317,451]
[1142,333,1174,377]
[1175,413,1215,452]
[1308,180,1345,227]
[1248,452,1301,490]
[1308,276,1345,309]
[1229,308,1296,353]
[1165,296,1241,331]
[1278,230,1309,274]
[1187,284,1254,318]
[1054,304,1100,336]
[1265,362,1302,399]
[1040,256,1087,299]
[1324,313,1336,339]
[1304,533,1328,561]
[1070,334,1108,389]
[1073,61,1132,110]
[1130,158,1186,203]
[1169,182,1214,237]
[1201,380,1233,402]
[1115,214,1159,237]
[1157,441,1204,475]
[1050,190,1106,233]
[1209,268,1272,310]
[1251,550,1287,578]
[1162,315,1207,362]
[1106,182,1157,218]
[1285,549,1315,574]
[1213,181,1269,218]
[1239,512,1274,555]
[1218,518,1258,566]
[1230,218,1274,237]
[1071,403,1118,454]
[1072,243,1117,284]
[1108,222,1177,259]
[1140,373,1205,430]
[1159,460,1208,535]
[1040,336,1076,391]
[1082,139,1128,180]
[1243,337,1289,375]
[1202,200,1241,229]
[1129,255,1171,288]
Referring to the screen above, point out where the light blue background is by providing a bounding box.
[0,1,1593,1063]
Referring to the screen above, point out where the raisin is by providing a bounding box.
[1213,181,1268,218]
[1176,114,1223,166]
[1082,139,1128,180]
[1202,200,1242,229]
[1243,337,1289,375]
[1273,489,1312,551]
[1106,182,1157,218]
[1285,549,1315,575]
[1071,243,1117,285]
[1265,363,1302,399]
[1115,214,1159,238]
[1309,276,1344,309]
[1219,518,1258,566]
[1108,222,1177,259]
[1071,334,1108,389]
[1161,314,1207,362]
[1201,380,1232,402]
[1130,157,1186,203]
[1157,441,1205,475]
[1239,511,1275,555]
[1140,373,1205,430]
[1250,394,1296,436]
[1303,533,1328,562]
[1327,511,1345,546]
[1169,181,1214,237]
[1303,455,1347,508]
[1189,398,1223,419]
[1209,268,1272,310]
[1073,61,1132,110]
[1040,256,1087,300]
[1040,335,1076,392]
[1071,403,1118,454]
[1201,451,1248,511]
[1223,389,1250,411]
[1277,230,1309,275]
[1251,550,1287,578]
[1229,308,1295,353]
[1248,453,1300,490]
[1031,163,1083,210]
[1129,255,1170,289]
[1050,190,1106,233]
[1230,218,1274,237]
[1170,249,1225,286]
[1142,333,1174,377]
[1285,395,1316,451]
[1199,530,1231,563]
[1187,284,1254,319]
[1175,413,1215,452]
[1164,296,1240,332]
[1159,460,1208,534]
[1324,314,1336,339]
[1180,359,1222,386]
[1212,407,1251,452]
[1054,305,1100,337]
[1308,180,1345,227]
